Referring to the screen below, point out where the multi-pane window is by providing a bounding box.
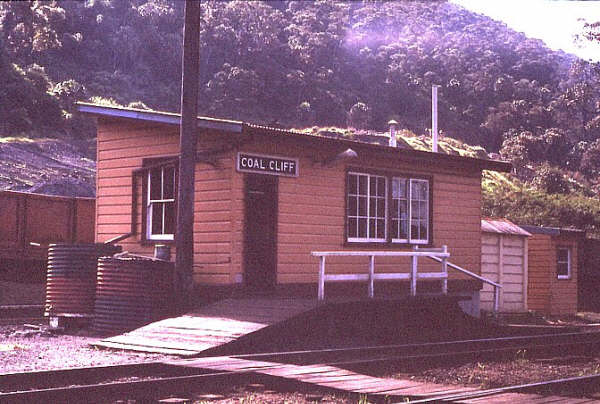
[410,179,429,243]
[391,178,409,241]
[347,172,430,244]
[147,165,176,240]
[557,247,571,279]
[347,173,387,242]
[391,178,429,244]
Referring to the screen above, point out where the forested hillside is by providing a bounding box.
[1,0,600,232]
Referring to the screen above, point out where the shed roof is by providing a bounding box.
[481,218,531,236]
[77,102,512,173]
[518,225,585,237]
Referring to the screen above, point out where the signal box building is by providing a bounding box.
[78,103,511,308]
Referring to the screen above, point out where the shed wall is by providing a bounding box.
[549,236,578,315]
[481,232,527,312]
[527,234,553,312]
[527,233,578,315]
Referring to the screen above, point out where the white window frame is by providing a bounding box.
[146,166,176,241]
[391,178,429,245]
[391,177,409,243]
[347,172,388,243]
[346,171,431,245]
[557,247,571,280]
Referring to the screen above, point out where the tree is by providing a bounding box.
[347,102,371,129]
[0,1,65,66]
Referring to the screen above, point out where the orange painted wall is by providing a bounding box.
[230,137,482,285]
[527,233,579,315]
[96,119,484,288]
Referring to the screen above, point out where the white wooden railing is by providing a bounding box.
[311,245,502,312]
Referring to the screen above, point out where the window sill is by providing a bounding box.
[141,239,175,246]
[344,240,434,248]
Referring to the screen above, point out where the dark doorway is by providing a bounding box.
[243,174,278,291]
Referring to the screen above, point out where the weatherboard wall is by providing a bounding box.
[96,118,484,292]
[526,232,579,315]
[230,135,483,288]
[96,119,235,285]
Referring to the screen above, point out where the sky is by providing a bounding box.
[451,0,600,61]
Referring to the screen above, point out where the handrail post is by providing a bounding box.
[318,256,326,301]
[441,245,448,294]
[411,246,418,296]
[368,255,375,298]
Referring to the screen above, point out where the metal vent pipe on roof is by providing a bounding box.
[388,119,398,147]
[432,85,440,153]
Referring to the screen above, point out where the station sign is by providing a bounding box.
[237,152,299,177]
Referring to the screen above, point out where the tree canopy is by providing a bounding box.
[1,0,600,230]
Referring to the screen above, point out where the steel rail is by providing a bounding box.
[3,330,600,389]
[3,330,600,402]
[405,372,600,403]
[227,330,600,363]
[5,337,600,404]
[0,370,244,404]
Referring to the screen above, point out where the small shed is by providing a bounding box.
[520,225,584,316]
[481,218,531,313]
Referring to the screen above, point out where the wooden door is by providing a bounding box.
[243,174,277,291]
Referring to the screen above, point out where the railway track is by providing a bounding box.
[2,330,600,403]
[408,373,600,403]
[237,330,600,365]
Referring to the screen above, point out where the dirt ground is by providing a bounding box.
[0,138,96,197]
[3,279,600,403]
[0,322,170,374]
[370,353,600,390]
[0,323,355,403]
[3,321,600,402]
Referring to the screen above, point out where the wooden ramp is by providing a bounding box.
[93,298,318,356]
[166,355,476,400]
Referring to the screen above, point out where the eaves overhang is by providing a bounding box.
[244,123,513,173]
[76,102,243,133]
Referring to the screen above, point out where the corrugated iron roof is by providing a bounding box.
[519,224,585,237]
[482,218,531,236]
[76,102,512,173]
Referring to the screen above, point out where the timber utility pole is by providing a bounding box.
[175,0,201,310]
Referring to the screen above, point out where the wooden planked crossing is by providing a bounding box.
[167,355,479,400]
[168,355,600,402]
[93,298,318,355]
